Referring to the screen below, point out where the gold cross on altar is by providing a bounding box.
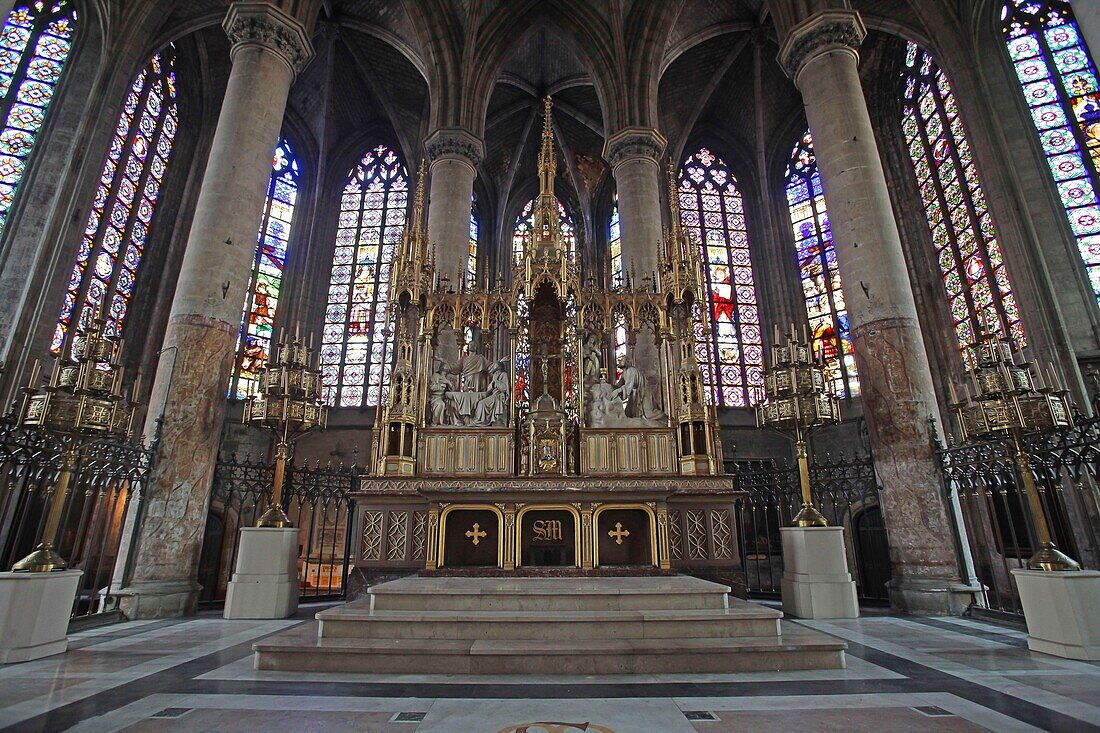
[608,522,630,545]
[466,523,487,546]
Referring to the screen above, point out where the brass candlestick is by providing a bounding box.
[243,327,327,527]
[949,332,1079,571]
[13,316,138,571]
[756,325,841,527]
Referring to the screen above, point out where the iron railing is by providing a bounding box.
[938,415,1100,615]
[0,418,154,618]
[199,452,356,603]
[730,453,890,603]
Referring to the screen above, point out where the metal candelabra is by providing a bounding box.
[13,316,138,571]
[756,325,841,527]
[243,328,327,528]
[948,331,1079,571]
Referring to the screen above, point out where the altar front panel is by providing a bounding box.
[419,428,514,477]
[580,428,677,475]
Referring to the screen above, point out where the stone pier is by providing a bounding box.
[425,128,484,286]
[115,1,315,618]
[776,9,973,613]
[603,127,667,276]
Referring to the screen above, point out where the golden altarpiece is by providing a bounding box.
[355,99,743,580]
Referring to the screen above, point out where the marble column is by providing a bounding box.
[603,128,666,277]
[778,10,973,614]
[1075,0,1100,64]
[425,128,483,288]
[115,2,313,619]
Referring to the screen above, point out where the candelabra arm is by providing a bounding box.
[1011,431,1079,571]
[12,442,78,571]
[792,436,828,528]
[257,439,292,528]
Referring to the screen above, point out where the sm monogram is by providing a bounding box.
[531,519,563,542]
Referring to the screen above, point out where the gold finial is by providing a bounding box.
[667,157,681,241]
[538,96,556,194]
[411,157,427,235]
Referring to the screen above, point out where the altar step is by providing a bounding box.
[252,576,847,675]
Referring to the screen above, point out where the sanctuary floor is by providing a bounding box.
[0,603,1097,733]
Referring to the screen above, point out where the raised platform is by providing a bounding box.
[253,575,846,675]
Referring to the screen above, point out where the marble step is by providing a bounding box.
[368,576,733,612]
[316,605,782,640]
[253,628,846,675]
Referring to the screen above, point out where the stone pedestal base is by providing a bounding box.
[886,577,979,616]
[224,527,299,620]
[780,526,858,619]
[1013,569,1100,660]
[0,570,82,663]
[116,579,201,619]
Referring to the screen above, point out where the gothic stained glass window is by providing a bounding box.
[321,145,408,408]
[465,206,478,289]
[51,49,178,353]
[609,201,623,287]
[0,2,76,238]
[903,42,1025,364]
[510,196,576,264]
[784,130,859,398]
[1002,1,1100,303]
[230,137,300,400]
[678,147,763,407]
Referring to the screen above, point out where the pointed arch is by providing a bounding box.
[678,146,762,407]
[320,144,409,407]
[902,41,1024,364]
[230,136,301,399]
[52,47,178,353]
[784,129,858,398]
[608,198,623,288]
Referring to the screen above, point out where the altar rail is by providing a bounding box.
[200,453,356,603]
[936,416,1100,617]
[729,454,891,603]
[0,417,154,619]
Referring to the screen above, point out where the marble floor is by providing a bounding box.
[0,603,1098,733]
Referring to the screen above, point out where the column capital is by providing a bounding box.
[425,127,485,168]
[224,2,314,77]
[776,9,866,82]
[602,127,667,172]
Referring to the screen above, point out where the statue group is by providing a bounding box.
[582,332,666,429]
[428,352,511,428]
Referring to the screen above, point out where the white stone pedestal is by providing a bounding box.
[1012,568,1100,660]
[0,569,82,663]
[780,526,859,619]
[224,527,299,620]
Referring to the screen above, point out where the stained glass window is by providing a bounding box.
[784,130,858,398]
[52,49,178,353]
[230,137,299,400]
[609,201,623,287]
[465,206,478,289]
[903,42,1025,364]
[678,147,763,407]
[1002,1,1100,303]
[320,144,408,407]
[511,196,576,264]
[0,2,76,238]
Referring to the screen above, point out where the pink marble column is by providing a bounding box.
[777,10,974,613]
[115,2,313,619]
[425,128,483,287]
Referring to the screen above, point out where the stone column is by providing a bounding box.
[777,10,973,614]
[603,128,666,277]
[425,128,483,288]
[115,2,313,619]
[1075,0,1100,63]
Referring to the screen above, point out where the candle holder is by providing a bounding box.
[243,329,327,528]
[756,326,841,527]
[949,331,1079,571]
[12,316,138,572]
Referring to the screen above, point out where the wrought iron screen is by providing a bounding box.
[731,454,890,603]
[0,418,154,618]
[200,453,356,603]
